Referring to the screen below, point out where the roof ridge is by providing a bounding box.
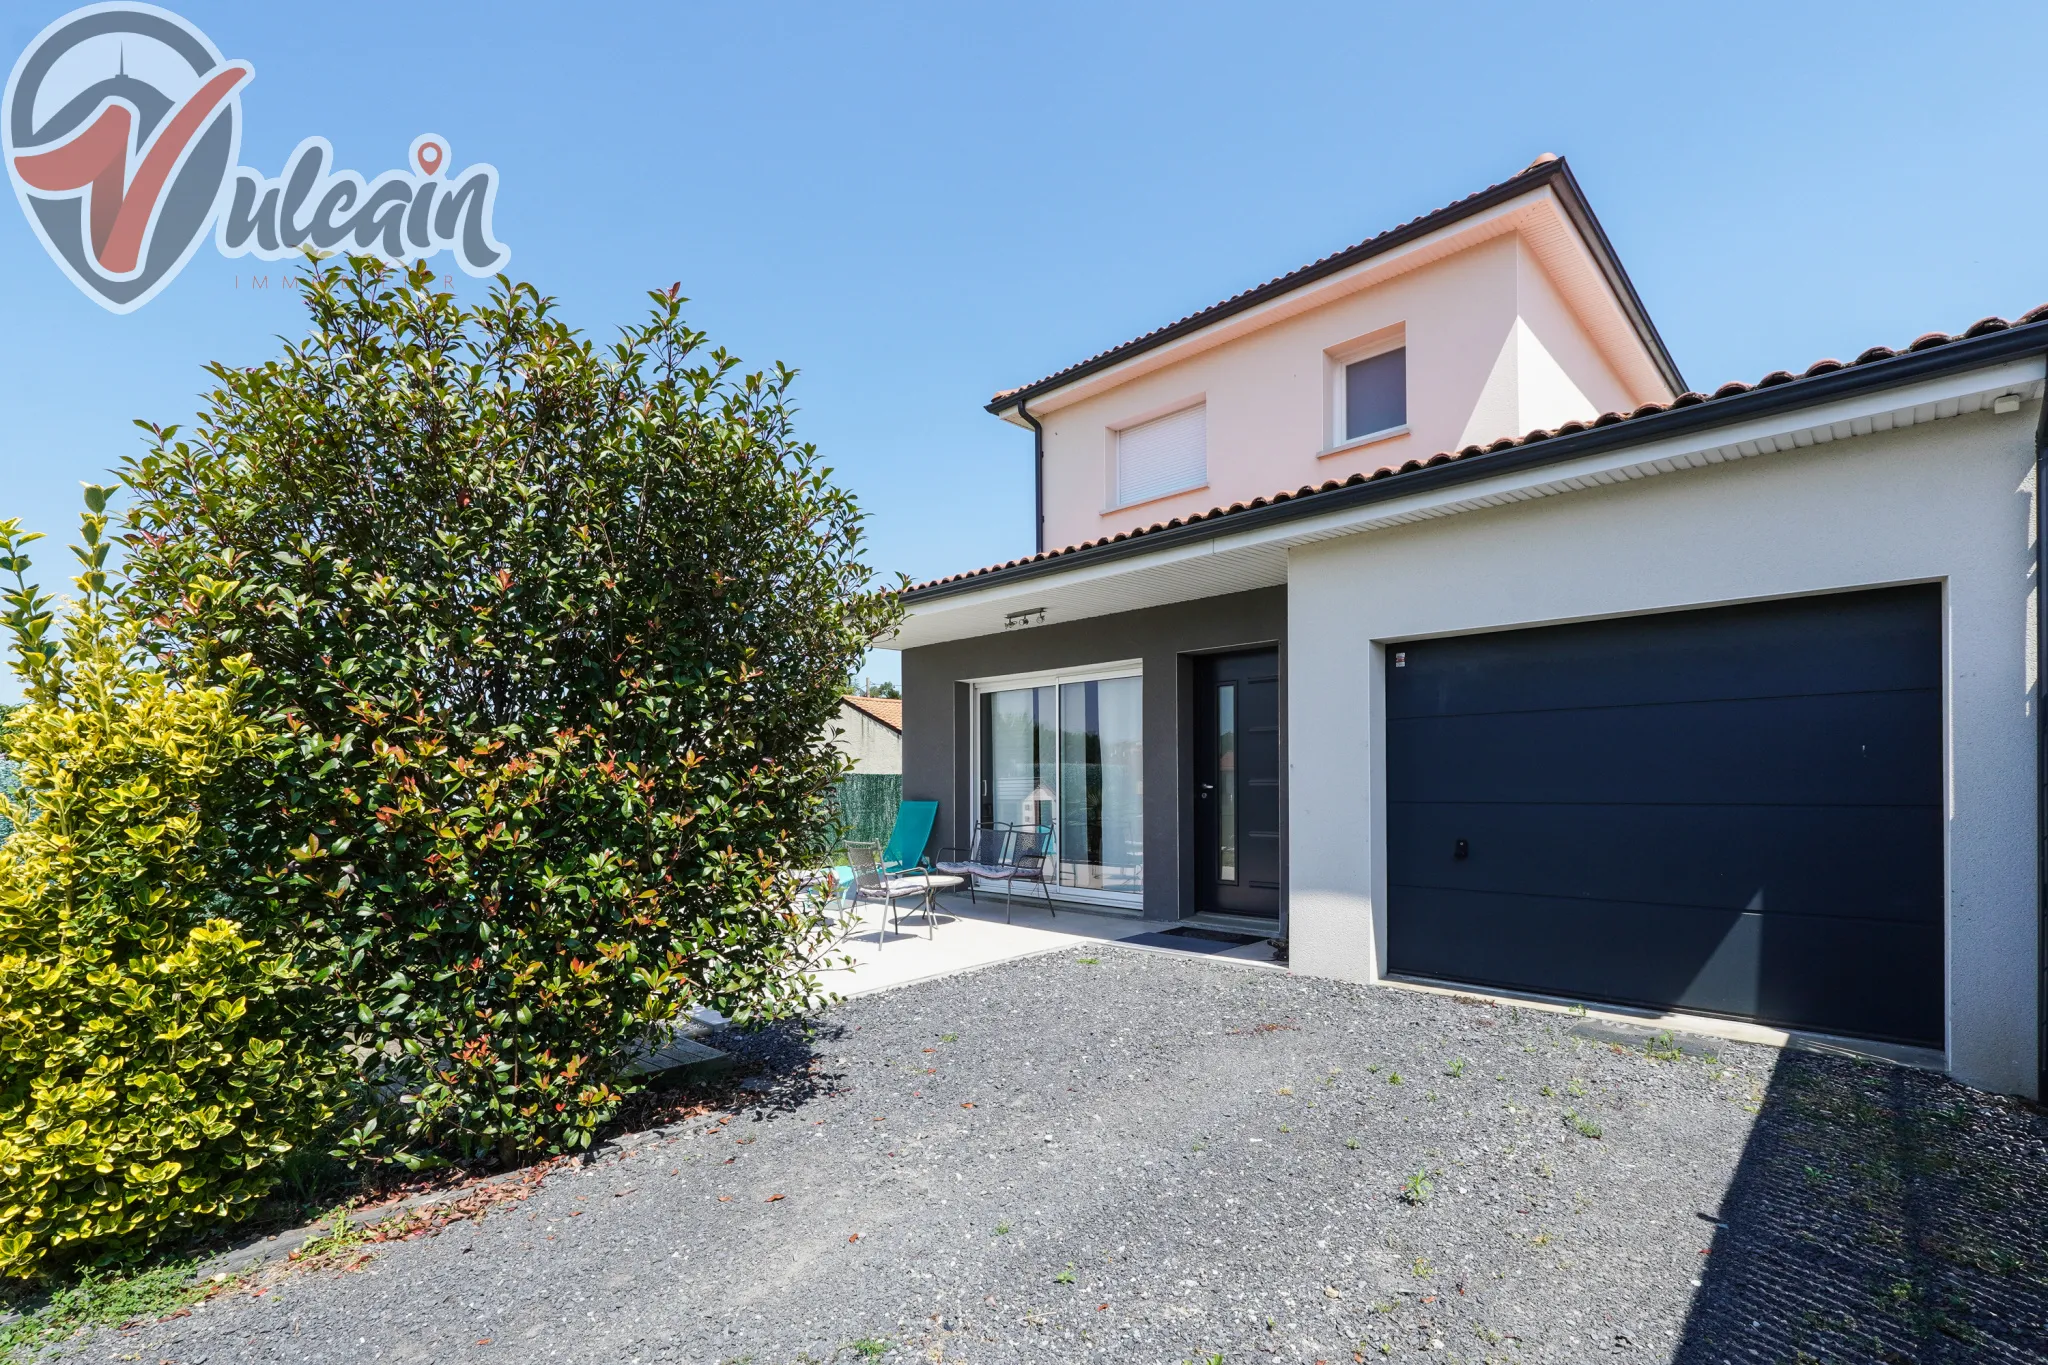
[986,155,1681,412]
[911,308,2046,595]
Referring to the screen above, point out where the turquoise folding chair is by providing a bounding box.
[880,799,938,874]
[831,798,938,892]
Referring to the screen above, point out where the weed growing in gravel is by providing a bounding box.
[1411,1256,1434,1278]
[1346,1138,1362,1150]
[0,1259,210,1361]
[1645,1031,1684,1061]
[1075,957,1101,965]
[1563,1109,1604,1139]
[1387,1072,1404,1086]
[846,1337,892,1358]
[940,1033,958,1043]
[1539,1084,1554,1097]
[1565,1078,1588,1098]
[1531,1232,1551,1246]
[291,1207,370,1264]
[1446,1059,1467,1078]
[1400,1170,1434,1205]
[1054,1263,1076,1284]
[994,1221,1011,1235]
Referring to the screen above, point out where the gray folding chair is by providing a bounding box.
[964,825,1057,923]
[847,840,942,943]
[936,824,1015,905]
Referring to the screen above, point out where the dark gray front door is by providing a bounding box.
[1386,586,1943,1047]
[1195,649,1281,918]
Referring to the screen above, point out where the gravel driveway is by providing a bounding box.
[69,946,2048,1364]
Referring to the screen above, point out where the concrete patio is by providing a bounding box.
[813,889,1282,997]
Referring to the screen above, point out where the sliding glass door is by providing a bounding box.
[976,668,1142,904]
[980,685,1056,831]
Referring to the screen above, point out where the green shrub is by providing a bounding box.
[119,261,900,1161]
[0,735,16,846]
[0,498,343,1279]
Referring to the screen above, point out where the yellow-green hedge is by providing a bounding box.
[0,499,342,1278]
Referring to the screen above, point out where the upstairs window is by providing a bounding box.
[1116,404,1206,507]
[1344,347,1407,441]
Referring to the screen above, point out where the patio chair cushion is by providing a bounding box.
[853,875,939,902]
[934,860,1011,879]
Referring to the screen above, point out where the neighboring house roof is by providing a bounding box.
[842,695,903,732]
[908,306,2048,602]
[986,155,1686,417]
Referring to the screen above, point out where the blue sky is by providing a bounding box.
[4,1,2046,704]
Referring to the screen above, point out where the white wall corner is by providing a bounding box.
[1457,321,1523,451]
[1513,320,1597,437]
[1457,317,1594,450]
[1510,233,1637,424]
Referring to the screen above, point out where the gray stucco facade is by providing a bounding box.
[900,586,1285,923]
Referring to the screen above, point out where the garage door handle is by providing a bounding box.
[1454,838,1469,860]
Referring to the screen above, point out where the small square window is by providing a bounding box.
[1345,347,1406,441]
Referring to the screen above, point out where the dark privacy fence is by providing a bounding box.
[834,772,901,848]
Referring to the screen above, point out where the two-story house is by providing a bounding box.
[892,155,2047,1101]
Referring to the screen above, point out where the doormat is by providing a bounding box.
[1117,925,1267,955]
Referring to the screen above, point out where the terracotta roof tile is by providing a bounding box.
[842,695,902,731]
[906,307,2047,596]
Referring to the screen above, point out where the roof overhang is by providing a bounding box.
[987,157,1685,422]
[893,338,2046,650]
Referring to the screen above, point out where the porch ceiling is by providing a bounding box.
[890,539,1292,650]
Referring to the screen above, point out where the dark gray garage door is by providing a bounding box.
[1386,585,1942,1047]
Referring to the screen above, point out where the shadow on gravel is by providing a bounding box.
[601,1017,845,1143]
[698,1017,847,1116]
[1674,1049,2048,1363]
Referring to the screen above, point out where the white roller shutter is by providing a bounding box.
[1116,404,1206,507]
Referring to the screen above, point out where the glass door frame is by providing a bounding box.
[966,659,1144,910]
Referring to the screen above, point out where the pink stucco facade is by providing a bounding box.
[1009,185,1677,553]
